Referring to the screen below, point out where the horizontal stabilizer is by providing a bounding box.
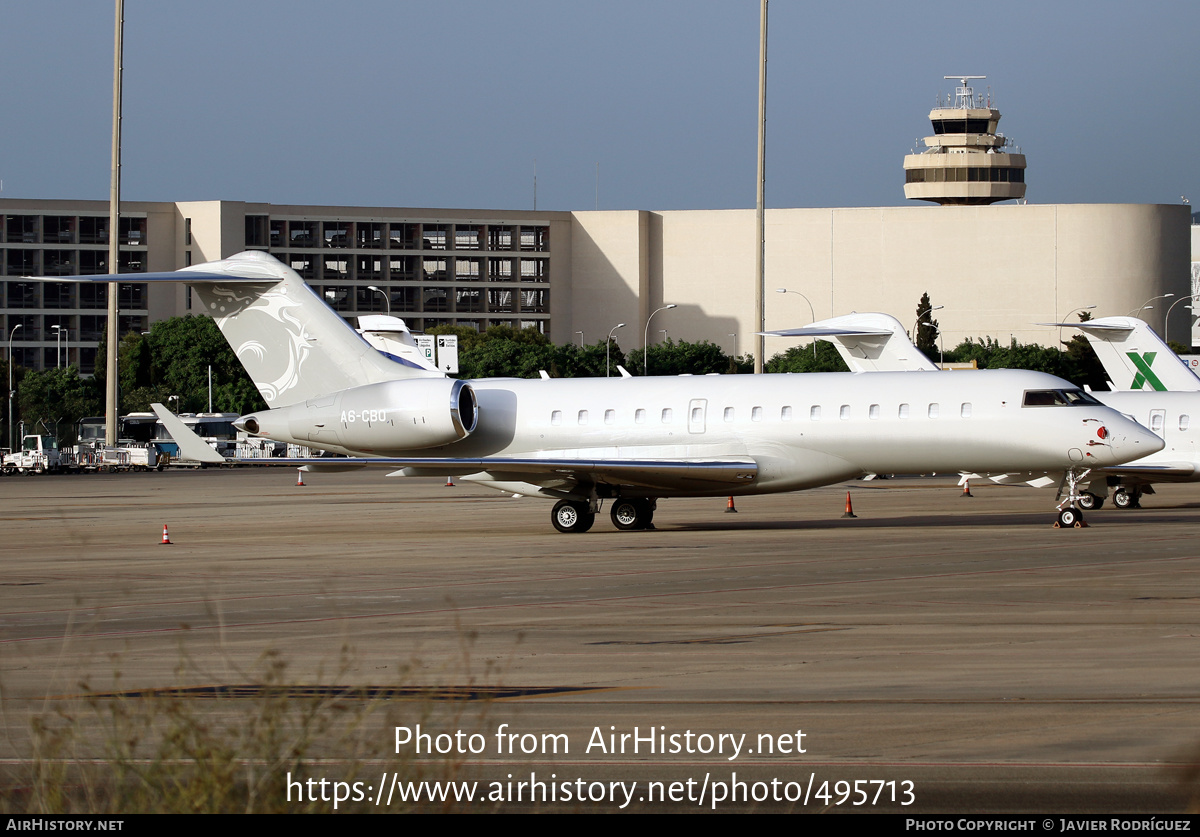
[151,403,227,465]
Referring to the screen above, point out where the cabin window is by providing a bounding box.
[869,404,880,420]
[752,406,763,422]
[661,408,673,423]
[928,403,940,419]
[1150,412,1164,433]
[724,407,734,422]
[635,408,646,424]
[899,403,910,419]
[604,409,615,425]
[810,405,821,421]
[691,407,703,423]
[781,406,792,421]
[578,410,588,425]
[551,410,562,426]
[961,402,972,418]
[1181,415,1190,432]
[839,405,850,420]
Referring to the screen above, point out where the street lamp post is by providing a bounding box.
[644,304,676,376]
[775,288,816,356]
[366,285,390,314]
[1057,305,1096,344]
[8,324,22,451]
[913,305,944,357]
[575,330,584,346]
[1130,293,1174,321]
[606,323,626,378]
[52,325,64,369]
[1165,296,1195,346]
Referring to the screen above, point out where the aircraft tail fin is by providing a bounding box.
[1044,316,1200,392]
[762,312,938,373]
[36,251,442,408]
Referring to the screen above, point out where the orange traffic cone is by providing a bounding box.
[296,469,305,486]
[961,479,973,498]
[841,491,858,518]
[161,524,172,545]
[445,475,455,487]
[725,496,738,513]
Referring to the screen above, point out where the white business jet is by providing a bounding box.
[783,312,1196,512]
[43,252,1160,532]
[1042,317,1200,508]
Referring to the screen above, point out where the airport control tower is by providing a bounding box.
[903,76,1027,205]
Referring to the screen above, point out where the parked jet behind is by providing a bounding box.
[1047,317,1200,507]
[39,253,1161,531]
[794,312,1196,511]
[1052,316,1200,392]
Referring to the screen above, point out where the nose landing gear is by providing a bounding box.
[1054,468,1092,529]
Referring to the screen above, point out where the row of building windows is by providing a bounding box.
[247,218,549,252]
[1,215,147,246]
[905,167,1025,184]
[550,402,975,426]
[1,248,148,276]
[929,118,994,135]
[277,252,549,283]
[0,282,147,310]
[316,286,547,315]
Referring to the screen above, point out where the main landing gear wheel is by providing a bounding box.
[1112,488,1140,510]
[610,499,654,531]
[1057,507,1084,528]
[1077,492,1103,511]
[552,500,595,533]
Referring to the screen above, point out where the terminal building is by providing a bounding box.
[0,79,1193,373]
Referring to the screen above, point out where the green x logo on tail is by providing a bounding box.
[1128,352,1167,391]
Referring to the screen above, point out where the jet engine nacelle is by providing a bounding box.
[239,378,478,451]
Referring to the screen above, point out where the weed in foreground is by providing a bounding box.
[7,641,500,814]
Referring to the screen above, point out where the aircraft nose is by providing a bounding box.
[1104,415,1164,463]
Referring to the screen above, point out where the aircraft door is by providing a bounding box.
[688,399,707,434]
[1149,409,1166,446]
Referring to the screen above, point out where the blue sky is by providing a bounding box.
[1,1,1195,211]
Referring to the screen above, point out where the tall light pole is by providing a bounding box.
[606,323,625,378]
[644,304,675,376]
[367,285,390,314]
[753,0,768,373]
[106,0,124,447]
[575,330,585,346]
[8,324,22,451]
[776,288,816,356]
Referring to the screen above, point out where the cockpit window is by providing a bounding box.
[1022,389,1103,407]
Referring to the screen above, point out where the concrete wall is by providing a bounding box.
[568,203,1192,359]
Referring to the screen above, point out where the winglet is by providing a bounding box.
[151,404,227,465]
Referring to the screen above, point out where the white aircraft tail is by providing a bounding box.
[1046,316,1200,392]
[762,312,938,373]
[44,251,443,408]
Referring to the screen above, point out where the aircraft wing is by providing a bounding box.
[291,456,759,492]
[1096,462,1200,480]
